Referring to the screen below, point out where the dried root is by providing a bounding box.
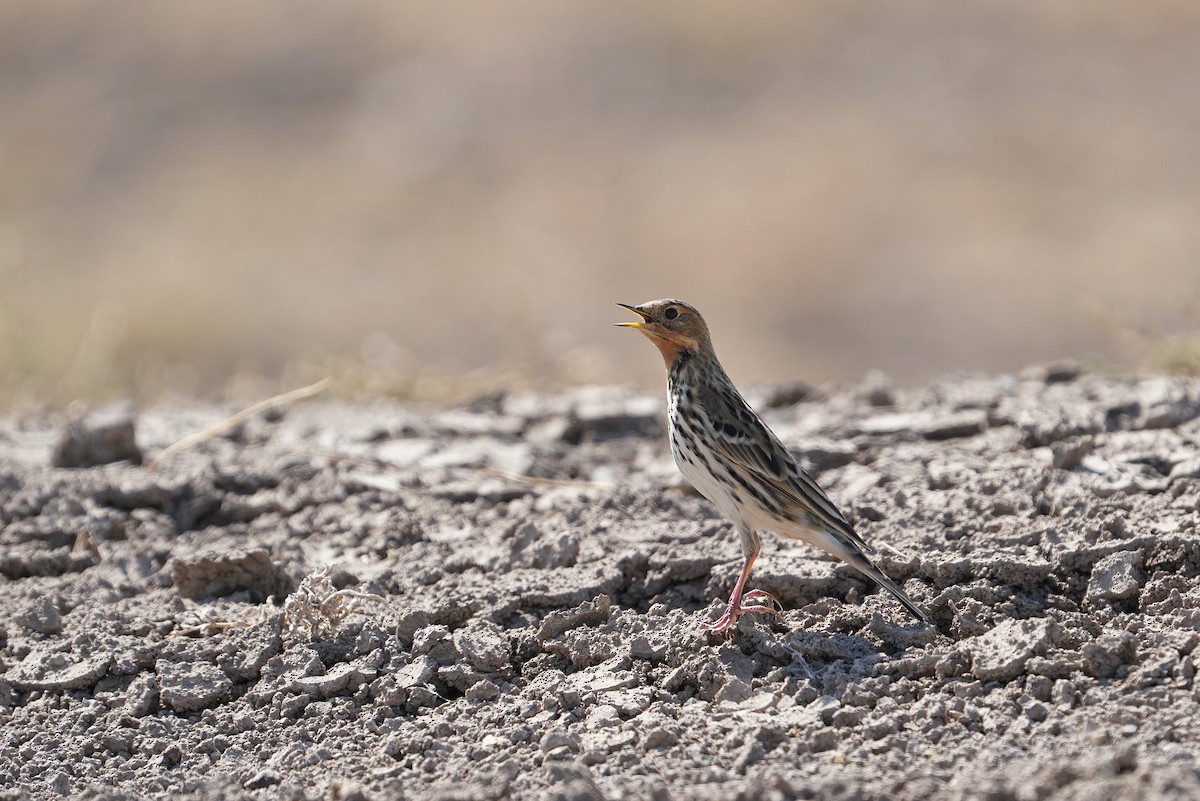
[281,565,389,644]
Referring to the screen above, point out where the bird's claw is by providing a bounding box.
[741,589,783,612]
[701,588,783,635]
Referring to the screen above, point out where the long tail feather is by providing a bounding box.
[783,523,928,623]
[843,550,928,623]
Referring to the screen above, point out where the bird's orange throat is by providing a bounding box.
[642,330,696,367]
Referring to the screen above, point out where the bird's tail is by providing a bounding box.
[849,553,921,623]
[844,550,929,624]
[798,526,928,623]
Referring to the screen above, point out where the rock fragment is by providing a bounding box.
[858,412,929,436]
[1085,550,1143,604]
[763,380,813,408]
[966,619,1054,681]
[157,660,232,712]
[1051,436,1093,469]
[6,650,112,691]
[1042,361,1082,383]
[920,411,988,441]
[52,402,142,467]
[856,410,986,440]
[293,661,372,698]
[1082,632,1139,678]
[172,547,292,602]
[537,595,613,642]
[1169,457,1200,481]
[395,656,437,689]
[16,596,62,634]
[454,625,511,672]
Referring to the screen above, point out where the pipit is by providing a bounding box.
[617,299,928,634]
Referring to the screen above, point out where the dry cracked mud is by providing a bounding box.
[4,365,1200,800]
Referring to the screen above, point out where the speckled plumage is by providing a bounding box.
[618,298,927,633]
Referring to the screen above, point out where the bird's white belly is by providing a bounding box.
[669,417,748,526]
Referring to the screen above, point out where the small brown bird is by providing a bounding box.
[617,299,927,633]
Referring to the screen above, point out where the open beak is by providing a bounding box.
[614,302,653,329]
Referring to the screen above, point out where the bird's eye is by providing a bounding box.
[664,307,679,320]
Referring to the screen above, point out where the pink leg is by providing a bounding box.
[702,547,782,635]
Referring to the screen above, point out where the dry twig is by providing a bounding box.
[148,377,332,471]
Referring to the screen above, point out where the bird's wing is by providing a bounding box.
[698,381,873,553]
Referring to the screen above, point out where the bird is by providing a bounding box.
[616,298,928,634]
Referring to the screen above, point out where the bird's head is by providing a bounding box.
[615,298,711,365]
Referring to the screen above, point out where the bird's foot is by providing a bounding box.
[741,589,783,612]
[701,588,783,635]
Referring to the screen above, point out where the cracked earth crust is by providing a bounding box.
[4,365,1200,800]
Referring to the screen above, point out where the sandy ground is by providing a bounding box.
[3,366,1200,800]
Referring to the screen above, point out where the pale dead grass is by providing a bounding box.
[3,1,1200,409]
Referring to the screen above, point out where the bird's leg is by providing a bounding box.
[703,528,782,634]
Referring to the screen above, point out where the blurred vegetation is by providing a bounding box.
[3,1,1200,409]
[1101,300,1200,378]
[1158,343,1200,376]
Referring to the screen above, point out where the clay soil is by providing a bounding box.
[4,366,1200,800]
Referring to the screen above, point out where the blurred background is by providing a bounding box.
[3,0,1200,407]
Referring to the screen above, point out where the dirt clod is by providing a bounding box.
[51,402,143,468]
[174,547,292,602]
